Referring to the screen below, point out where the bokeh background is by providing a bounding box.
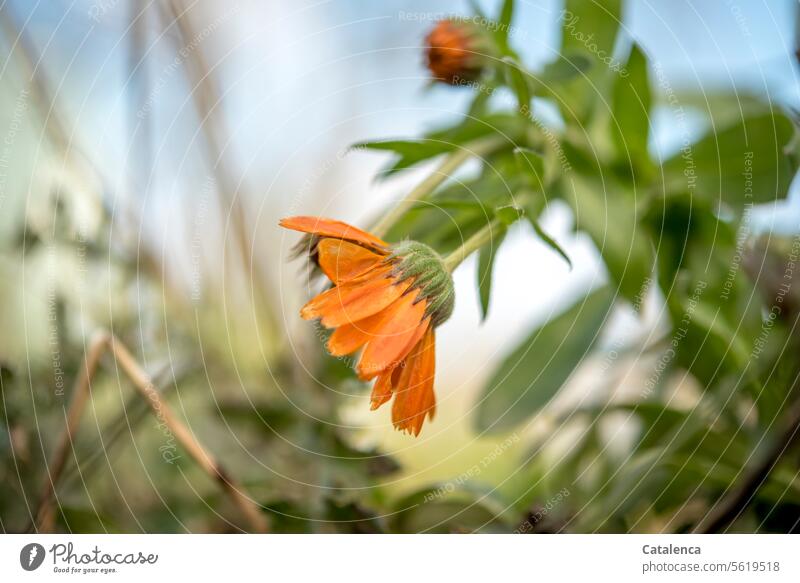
[2,0,800,533]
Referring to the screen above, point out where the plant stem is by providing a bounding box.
[370,135,505,238]
[443,218,503,272]
[442,189,532,271]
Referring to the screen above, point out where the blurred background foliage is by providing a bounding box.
[2,0,800,533]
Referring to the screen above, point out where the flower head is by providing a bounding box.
[280,216,454,436]
[425,18,486,85]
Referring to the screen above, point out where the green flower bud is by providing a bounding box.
[389,241,455,327]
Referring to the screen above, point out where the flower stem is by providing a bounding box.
[443,218,503,272]
[370,135,505,238]
[442,189,533,271]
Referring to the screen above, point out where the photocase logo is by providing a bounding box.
[20,543,46,571]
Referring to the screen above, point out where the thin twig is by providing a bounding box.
[694,389,800,533]
[35,331,109,532]
[59,361,191,490]
[35,333,268,533]
[105,336,268,533]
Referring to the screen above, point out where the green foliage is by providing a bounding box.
[561,0,622,59]
[502,57,532,111]
[355,0,800,532]
[565,173,653,302]
[496,0,515,55]
[475,286,615,433]
[530,219,572,269]
[390,484,511,533]
[662,112,797,207]
[611,43,652,174]
[558,0,623,120]
[477,231,506,321]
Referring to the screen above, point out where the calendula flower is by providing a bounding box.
[425,18,486,84]
[280,216,454,436]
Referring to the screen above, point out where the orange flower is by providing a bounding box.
[280,216,454,436]
[425,19,485,85]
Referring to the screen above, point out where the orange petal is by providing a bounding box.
[326,304,387,357]
[327,322,370,357]
[280,216,388,250]
[356,293,429,380]
[300,266,411,327]
[391,328,436,436]
[317,238,383,285]
[327,288,426,357]
[370,369,395,410]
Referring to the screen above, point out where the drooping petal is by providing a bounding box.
[317,238,384,285]
[326,287,427,356]
[280,216,388,250]
[300,266,412,327]
[327,322,370,357]
[370,370,395,410]
[356,293,429,380]
[391,328,436,436]
[326,297,398,357]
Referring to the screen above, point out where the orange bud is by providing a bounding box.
[425,19,485,85]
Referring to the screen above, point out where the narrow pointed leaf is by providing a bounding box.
[502,57,532,112]
[530,219,572,269]
[477,231,506,321]
[611,43,652,171]
[496,0,515,53]
[495,204,524,226]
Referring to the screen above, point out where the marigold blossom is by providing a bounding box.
[280,216,454,436]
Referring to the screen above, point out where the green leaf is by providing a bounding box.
[658,90,772,129]
[502,57,532,111]
[537,52,592,84]
[514,147,545,189]
[557,0,623,120]
[475,286,615,433]
[494,204,524,225]
[565,174,653,303]
[531,52,593,102]
[530,219,572,269]
[611,43,652,172]
[358,114,525,178]
[391,484,511,533]
[353,139,438,155]
[661,112,798,207]
[561,0,622,58]
[669,293,759,391]
[353,139,452,177]
[496,0,515,53]
[467,87,492,117]
[499,0,514,29]
[614,402,688,453]
[477,231,506,321]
